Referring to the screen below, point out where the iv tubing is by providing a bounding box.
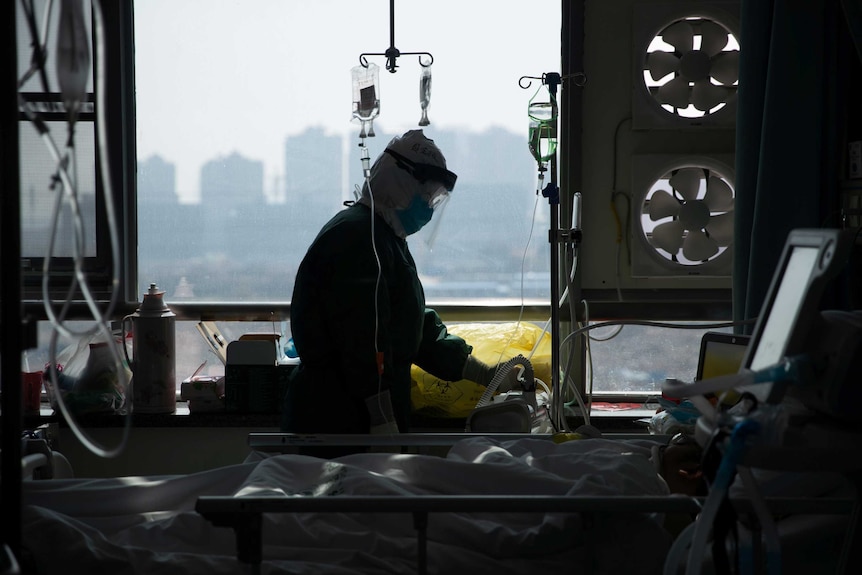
[470,191,541,416]
[685,420,760,575]
[362,139,392,428]
[661,355,811,401]
[39,0,132,459]
[737,465,782,575]
[664,520,699,575]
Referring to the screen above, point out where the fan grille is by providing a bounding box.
[643,17,740,120]
[640,165,735,267]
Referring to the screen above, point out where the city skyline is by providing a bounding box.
[136,125,552,303]
[138,124,545,206]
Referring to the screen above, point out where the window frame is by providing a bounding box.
[18,0,136,317]
[21,0,734,405]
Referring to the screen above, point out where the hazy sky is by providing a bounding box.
[133,0,561,201]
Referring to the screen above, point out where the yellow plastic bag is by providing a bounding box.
[410,322,552,419]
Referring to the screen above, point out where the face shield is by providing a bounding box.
[417,181,451,249]
[385,147,457,242]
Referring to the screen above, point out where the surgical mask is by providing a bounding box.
[397,193,435,236]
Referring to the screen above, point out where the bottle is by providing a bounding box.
[123,283,177,414]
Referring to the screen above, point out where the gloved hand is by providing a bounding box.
[365,390,401,434]
[462,355,525,393]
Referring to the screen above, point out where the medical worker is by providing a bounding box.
[283,130,517,448]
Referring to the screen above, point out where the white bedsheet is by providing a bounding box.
[22,437,673,574]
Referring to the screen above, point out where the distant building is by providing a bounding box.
[284,127,344,215]
[200,152,265,207]
[138,154,178,205]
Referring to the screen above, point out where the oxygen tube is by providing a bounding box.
[663,419,761,575]
[475,355,534,408]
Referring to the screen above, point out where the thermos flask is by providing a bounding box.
[123,283,176,414]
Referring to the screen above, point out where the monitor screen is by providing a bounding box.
[739,229,851,405]
[747,246,819,371]
[697,333,750,381]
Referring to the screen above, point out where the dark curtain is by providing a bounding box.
[733,0,851,330]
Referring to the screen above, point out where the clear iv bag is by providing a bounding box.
[418,64,432,126]
[529,119,557,164]
[352,63,380,138]
[527,87,557,165]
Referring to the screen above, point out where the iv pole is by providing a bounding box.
[520,72,583,431]
[358,0,433,72]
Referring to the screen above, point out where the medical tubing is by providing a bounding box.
[737,465,782,575]
[685,420,760,575]
[664,378,718,424]
[610,191,629,304]
[475,355,534,408]
[41,0,132,459]
[561,242,580,428]
[364,148,387,405]
[536,378,552,397]
[559,319,744,353]
[40,0,122,339]
[662,355,811,401]
[664,520,699,575]
[473,190,541,416]
[18,0,55,92]
[572,300,596,409]
[663,371,756,400]
[41,141,84,336]
[488,194,541,373]
[585,292,623,341]
[548,238,582,431]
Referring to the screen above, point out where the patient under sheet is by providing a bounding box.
[21,437,673,575]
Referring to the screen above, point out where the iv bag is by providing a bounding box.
[527,87,558,164]
[529,120,557,164]
[352,63,380,138]
[418,64,432,126]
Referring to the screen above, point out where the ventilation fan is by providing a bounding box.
[632,2,740,129]
[631,155,735,278]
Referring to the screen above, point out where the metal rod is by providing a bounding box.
[550,169,561,429]
[389,0,395,51]
[413,511,428,575]
[197,495,857,520]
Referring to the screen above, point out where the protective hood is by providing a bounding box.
[358,130,456,239]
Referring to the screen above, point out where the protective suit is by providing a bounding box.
[283,131,472,439]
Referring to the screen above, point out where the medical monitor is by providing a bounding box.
[738,228,853,405]
[696,332,750,382]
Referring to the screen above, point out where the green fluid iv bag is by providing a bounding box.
[528,86,557,165]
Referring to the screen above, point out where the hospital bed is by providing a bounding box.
[16,430,859,575]
[15,228,862,574]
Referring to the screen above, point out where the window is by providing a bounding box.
[16,0,116,301]
[17,0,728,400]
[134,0,560,305]
[129,0,565,386]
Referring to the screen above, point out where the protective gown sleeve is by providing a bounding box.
[413,308,472,382]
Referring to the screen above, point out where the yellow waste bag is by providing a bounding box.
[410,322,552,419]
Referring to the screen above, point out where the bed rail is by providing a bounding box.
[247,431,666,452]
[195,494,854,575]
